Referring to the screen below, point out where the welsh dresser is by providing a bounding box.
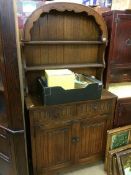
[22,3,117,175]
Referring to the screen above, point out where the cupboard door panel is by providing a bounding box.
[32,125,72,174]
[78,117,111,163]
[112,14,131,65]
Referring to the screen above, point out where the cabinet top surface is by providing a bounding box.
[25,90,117,110]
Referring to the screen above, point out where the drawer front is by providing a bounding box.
[110,69,131,83]
[30,99,114,127]
[0,128,11,160]
[76,100,113,117]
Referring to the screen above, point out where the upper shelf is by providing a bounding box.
[25,63,105,71]
[22,40,106,45]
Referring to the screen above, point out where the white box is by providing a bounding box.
[45,69,75,90]
[111,0,131,10]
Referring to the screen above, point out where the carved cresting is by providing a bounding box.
[77,100,112,116]
[23,2,108,41]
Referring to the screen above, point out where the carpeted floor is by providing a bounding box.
[63,162,107,175]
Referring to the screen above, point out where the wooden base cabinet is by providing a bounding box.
[26,91,116,175]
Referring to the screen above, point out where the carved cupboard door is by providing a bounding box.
[32,124,72,175]
[78,116,111,164]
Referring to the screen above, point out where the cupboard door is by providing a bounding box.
[32,125,72,174]
[112,14,131,65]
[114,99,131,127]
[78,116,111,164]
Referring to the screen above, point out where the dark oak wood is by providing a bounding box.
[0,0,28,175]
[23,2,107,41]
[22,2,108,94]
[23,3,116,175]
[25,63,105,71]
[26,90,117,175]
[22,40,106,45]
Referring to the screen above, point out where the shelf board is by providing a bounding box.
[25,63,105,71]
[22,40,106,45]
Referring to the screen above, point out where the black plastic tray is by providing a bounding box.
[37,75,103,105]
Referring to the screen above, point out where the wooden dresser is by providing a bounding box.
[103,11,131,127]
[22,3,117,174]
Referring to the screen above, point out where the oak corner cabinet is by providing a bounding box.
[103,10,131,127]
[23,2,117,175]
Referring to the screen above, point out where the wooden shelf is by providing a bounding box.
[22,40,106,45]
[25,63,105,71]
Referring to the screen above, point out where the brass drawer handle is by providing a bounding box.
[71,136,80,143]
[93,104,98,110]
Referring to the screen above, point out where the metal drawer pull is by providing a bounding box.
[126,39,131,46]
[71,136,80,143]
[93,105,98,110]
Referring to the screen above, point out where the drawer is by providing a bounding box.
[0,128,11,160]
[110,69,131,83]
[30,99,114,127]
[76,100,113,117]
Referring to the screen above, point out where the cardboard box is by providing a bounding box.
[45,69,75,90]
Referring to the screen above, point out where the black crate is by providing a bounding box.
[37,75,103,105]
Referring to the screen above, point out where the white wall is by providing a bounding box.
[46,0,83,4]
